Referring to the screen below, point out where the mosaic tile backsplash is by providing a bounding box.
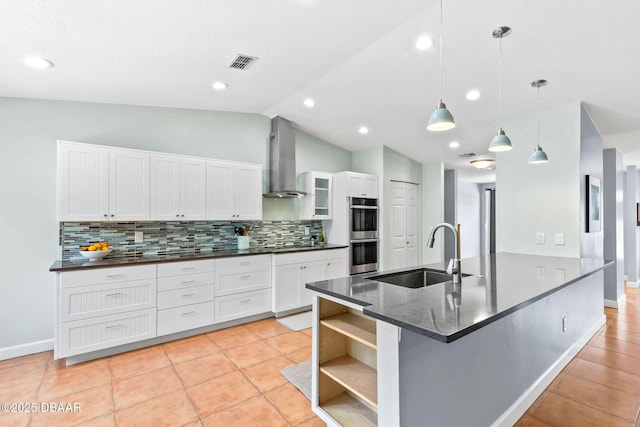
[60,220,324,261]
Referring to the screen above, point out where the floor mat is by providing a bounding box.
[276,310,312,332]
[280,359,311,400]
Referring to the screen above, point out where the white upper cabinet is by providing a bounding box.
[206,160,262,221]
[58,142,109,221]
[150,155,206,220]
[108,148,150,221]
[345,171,378,198]
[300,171,332,220]
[58,141,149,221]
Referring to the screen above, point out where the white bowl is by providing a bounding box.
[79,249,112,261]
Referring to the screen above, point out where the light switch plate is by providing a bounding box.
[536,232,545,244]
[554,233,565,245]
[536,267,546,280]
[304,226,310,235]
[555,268,566,282]
[134,231,143,243]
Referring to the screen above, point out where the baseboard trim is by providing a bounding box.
[0,339,54,361]
[491,314,606,427]
[627,280,640,289]
[604,294,627,309]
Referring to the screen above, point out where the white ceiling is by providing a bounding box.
[3,0,640,182]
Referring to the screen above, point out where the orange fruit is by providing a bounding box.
[80,247,87,251]
[88,247,96,252]
[100,243,108,248]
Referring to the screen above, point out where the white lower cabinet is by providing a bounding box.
[273,248,348,314]
[59,309,156,358]
[215,288,271,323]
[157,301,216,336]
[214,255,272,323]
[56,265,157,358]
[156,260,215,337]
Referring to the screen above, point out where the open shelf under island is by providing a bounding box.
[307,253,613,427]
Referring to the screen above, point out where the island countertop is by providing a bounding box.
[306,253,613,343]
[50,243,348,272]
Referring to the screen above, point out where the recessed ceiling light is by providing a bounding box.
[358,127,369,134]
[304,98,315,108]
[24,57,54,69]
[470,159,495,169]
[416,35,434,50]
[466,90,481,100]
[212,82,228,90]
[449,141,460,148]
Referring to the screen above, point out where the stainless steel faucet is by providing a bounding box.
[427,222,462,284]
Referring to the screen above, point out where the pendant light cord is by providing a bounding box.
[536,84,541,149]
[498,35,503,127]
[439,0,443,101]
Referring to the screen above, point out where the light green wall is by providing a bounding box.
[0,96,350,349]
[496,102,582,256]
[422,162,445,264]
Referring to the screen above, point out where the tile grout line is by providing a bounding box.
[161,343,203,427]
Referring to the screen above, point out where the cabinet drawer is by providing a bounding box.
[60,279,156,322]
[58,309,156,358]
[274,251,326,266]
[157,301,215,336]
[157,285,215,310]
[214,289,271,324]
[215,254,270,271]
[60,265,156,288]
[215,266,271,297]
[157,272,214,291]
[157,260,215,277]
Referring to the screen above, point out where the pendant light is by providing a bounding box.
[427,0,455,131]
[488,26,512,152]
[529,79,549,164]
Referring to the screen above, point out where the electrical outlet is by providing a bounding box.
[536,267,546,280]
[536,232,545,244]
[555,268,566,282]
[134,231,143,243]
[554,233,565,245]
[562,316,568,332]
[304,226,310,235]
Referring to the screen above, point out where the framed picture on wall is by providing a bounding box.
[586,175,601,232]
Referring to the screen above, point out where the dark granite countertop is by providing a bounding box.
[306,253,614,343]
[50,244,348,271]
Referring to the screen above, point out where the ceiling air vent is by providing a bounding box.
[458,152,477,158]
[228,54,258,70]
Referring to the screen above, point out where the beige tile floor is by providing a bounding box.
[1,287,639,426]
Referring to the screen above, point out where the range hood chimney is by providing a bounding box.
[263,116,308,198]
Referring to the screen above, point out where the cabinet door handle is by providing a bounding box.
[327,262,331,266]
[240,299,251,303]
[181,280,195,284]
[181,311,196,316]
[104,214,108,218]
[105,324,122,329]
[181,214,185,218]
[240,275,251,279]
[105,292,123,297]
[240,261,251,265]
[110,214,115,218]
[106,274,124,279]
[176,214,180,217]
[181,293,196,297]
[181,267,196,271]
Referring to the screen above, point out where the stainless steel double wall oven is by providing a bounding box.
[349,197,378,274]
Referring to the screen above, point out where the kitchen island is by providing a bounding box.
[306,253,613,427]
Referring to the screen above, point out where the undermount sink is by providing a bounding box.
[367,268,471,289]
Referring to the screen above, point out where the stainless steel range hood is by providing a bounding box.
[263,116,308,198]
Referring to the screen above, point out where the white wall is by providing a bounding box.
[0,96,351,350]
[457,181,481,258]
[623,166,640,285]
[496,103,582,257]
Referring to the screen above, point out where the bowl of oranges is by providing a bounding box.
[79,242,112,260]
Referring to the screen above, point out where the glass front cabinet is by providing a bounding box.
[300,171,333,220]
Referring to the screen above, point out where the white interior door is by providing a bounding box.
[391,182,407,269]
[406,183,419,267]
[390,181,419,269]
